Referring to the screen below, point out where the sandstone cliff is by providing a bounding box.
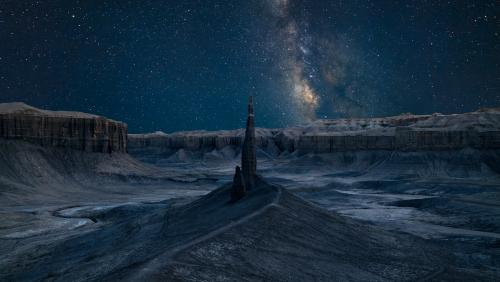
[129,108,500,158]
[0,102,127,153]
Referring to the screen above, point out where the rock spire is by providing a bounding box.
[230,96,257,202]
[241,96,257,190]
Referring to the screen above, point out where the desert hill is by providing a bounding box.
[3,179,481,281]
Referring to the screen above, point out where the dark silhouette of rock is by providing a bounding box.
[230,96,258,202]
[241,96,257,190]
[230,166,246,202]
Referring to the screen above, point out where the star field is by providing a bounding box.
[0,0,498,133]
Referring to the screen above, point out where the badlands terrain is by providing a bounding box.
[1,102,500,281]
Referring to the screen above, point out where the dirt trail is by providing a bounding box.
[127,185,283,281]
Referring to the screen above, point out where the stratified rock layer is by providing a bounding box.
[129,108,500,157]
[0,102,127,153]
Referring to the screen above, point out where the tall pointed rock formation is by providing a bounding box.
[241,96,257,190]
[230,96,257,202]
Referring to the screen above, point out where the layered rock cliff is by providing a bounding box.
[129,108,500,159]
[0,102,127,153]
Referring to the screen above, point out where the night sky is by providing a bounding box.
[1,1,499,133]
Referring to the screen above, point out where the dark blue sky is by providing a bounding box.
[1,0,499,133]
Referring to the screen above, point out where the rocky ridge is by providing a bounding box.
[129,107,500,157]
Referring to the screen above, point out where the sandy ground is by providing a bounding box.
[1,142,500,280]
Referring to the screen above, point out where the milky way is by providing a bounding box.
[264,0,375,122]
[263,0,499,123]
[266,0,319,121]
[0,1,498,132]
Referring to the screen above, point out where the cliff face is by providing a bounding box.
[0,102,127,153]
[128,129,276,157]
[296,128,500,152]
[129,108,500,158]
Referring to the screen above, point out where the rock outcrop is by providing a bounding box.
[0,102,127,153]
[129,108,500,158]
[230,166,246,202]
